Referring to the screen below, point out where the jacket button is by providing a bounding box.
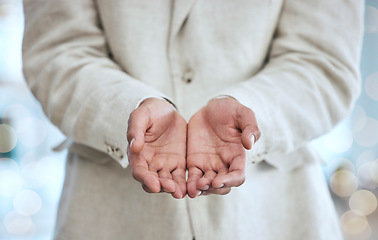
[106,145,112,154]
[182,69,194,83]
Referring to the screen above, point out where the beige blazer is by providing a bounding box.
[22,0,363,239]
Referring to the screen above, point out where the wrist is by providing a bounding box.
[211,95,236,100]
[208,95,238,106]
[139,97,176,110]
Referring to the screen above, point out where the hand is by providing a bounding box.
[186,97,260,198]
[127,98,187,199]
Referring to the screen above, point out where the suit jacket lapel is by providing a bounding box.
[170,0,197,38]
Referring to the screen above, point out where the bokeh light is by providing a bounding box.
[330,170,358,197]
[17,117,47,147]
[4,211,35,237]
[324,158,355,182]
[341,211,369,235]
[371,160,378,184]
[0,157,19,172]
[21,160,46,189]
[21,155,63,189]
[351,105,367,133]
[356,150,376,169]
[354,117,378,147]
[365,6,378,34]
[349,190,378,216]
[13,190,42,216]
[20,151,40,168]
[357,162,378,189]
[1,103,32,132]
[0,124,17,153]
[341,211,372,240]
[336,159,356,174]
[365,72,378,101]
[0,159,23,197]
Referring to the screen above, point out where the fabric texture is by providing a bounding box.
[22,0,363,239]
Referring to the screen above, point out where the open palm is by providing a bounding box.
[127,98,187,199]
[187,98,260,198]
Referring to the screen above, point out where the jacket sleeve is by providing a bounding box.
[22,0,167,168]
[217,0,364,169]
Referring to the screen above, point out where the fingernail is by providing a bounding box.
[130,138,135,149]
[197,191,202,196]
[202,185,209,191]
[216,184,224,189]
[251,135,255,148]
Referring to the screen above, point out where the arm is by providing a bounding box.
[22,0,167,168]
[187,0,363,197]
[216,0,364,170]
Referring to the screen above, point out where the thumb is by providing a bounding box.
[127,108,150,154]
[236,107,261,150]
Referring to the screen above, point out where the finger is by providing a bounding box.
[200,187,232,196]
[171,168,187,199]
[241,126,257,150]
[159,178,176,193]
[212,170,245,188]
[142,183,172,195]
[142,184,154,193]
[210,168,228,188]
[157,168,176,193]
[157,169,173,180]
[143,173,162,193]
[197,170,216,191]
[143,182,176,196]
[132,165,161,193]
[127,108,150,154]
[141,173,161,193]
[213,155,246,188]
[235,106,261,150]
[187,167,203,198]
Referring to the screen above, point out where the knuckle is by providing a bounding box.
[127,113,137,138]
[128,107,146,125]
[246,106,254,115]
[240,105,254,117]
[128,110,136,124]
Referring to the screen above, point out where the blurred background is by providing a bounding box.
[0,1,377,239]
